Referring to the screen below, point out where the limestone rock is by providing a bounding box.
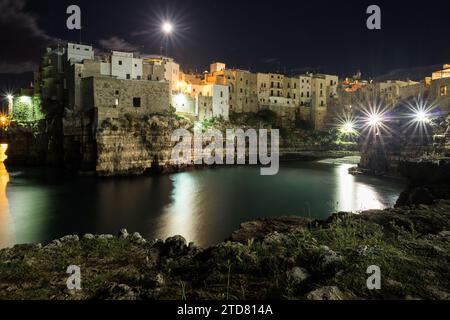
[287,267,310,284]
[306,286,344,300]
[118,229,129,239]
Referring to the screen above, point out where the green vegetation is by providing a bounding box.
[1,200,449,300]
[12,95,45,125]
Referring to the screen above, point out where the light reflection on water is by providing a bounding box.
[336,164,384,212]
[0,161,13,248]
[1,162,405,248]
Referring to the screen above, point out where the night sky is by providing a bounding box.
[1,0,450,90]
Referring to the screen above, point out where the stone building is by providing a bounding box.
[81,77,170,122]
[204,62,339,129]
[429,65,450,112]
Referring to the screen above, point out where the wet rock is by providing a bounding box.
[106,283,138,300]
[229,216,310,244]
[131,232,143,241]
[83,234,95,240]
[287,267,310,284]
[164,235,187,256]
[98,234,114,240]
[188,242,199,253]
[60,235,79,243]
[306,286,344,300]
[118,229,129,239]
[318,246,343,273]
[155,273,165,286]
[426,286,450,300]
[130,232,146,244]
[46,240,62,248]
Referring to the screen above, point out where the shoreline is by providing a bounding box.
[1,195,449,300]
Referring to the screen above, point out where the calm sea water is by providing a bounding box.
[0,162,405,248]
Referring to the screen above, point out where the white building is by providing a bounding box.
[142,55,180,91]
[200,84,229,120]
[108,51,143,80]
[66,43,94,65]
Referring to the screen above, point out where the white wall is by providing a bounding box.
[66,43,94,64]
[111,51,143,80]
[164,60,180,91]
[202,84,229,120]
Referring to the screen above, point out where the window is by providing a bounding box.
[126,74,131,79]
[135,64,138,67]
[440,85,447,96]
[220,91,223,98]
[133,97,141,108]
[115,90,119,95]
[307,92,310,98]
[320,100,324,107]
[137,76,141,80]
[118,60,123,65]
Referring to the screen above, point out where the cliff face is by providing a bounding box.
[3,120,62,167]
[95,114,192,176]
[358,137,434,176]
[358,116,449,177]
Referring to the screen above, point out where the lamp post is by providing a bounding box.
[6,94,13,117]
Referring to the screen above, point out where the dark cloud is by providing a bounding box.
[0,0,56,74]
[99,36,141,52]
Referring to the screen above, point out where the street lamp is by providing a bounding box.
[160,21,174,57]
[341,121,356,134]
[162,22,173,35]
[414,110,430,123]
[367,113,382,127]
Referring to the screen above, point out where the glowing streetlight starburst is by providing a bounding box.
[162,22,173,34]
[334,112,358,137]
[402,95,437,141]
[367,113,383,127]
[342,121,355,134]
[355,94,395,147]
[414,110,429,123]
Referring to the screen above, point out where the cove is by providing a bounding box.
[0,162,405,249]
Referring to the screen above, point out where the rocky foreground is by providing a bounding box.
[1,192,450,300]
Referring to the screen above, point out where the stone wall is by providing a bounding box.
[3,122,50,166]
[82,77,170,122]
[95,115,191,176]
[260,105,297,128]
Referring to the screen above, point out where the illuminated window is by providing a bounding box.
[440,85,448,96]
